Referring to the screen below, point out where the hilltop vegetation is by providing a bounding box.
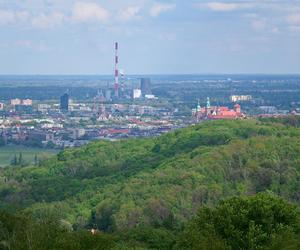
[1,117,300,249]
[1,193,300,249]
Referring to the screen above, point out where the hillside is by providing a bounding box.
[1,118,300,233]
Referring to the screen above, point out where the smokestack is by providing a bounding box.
[114,42,119,98]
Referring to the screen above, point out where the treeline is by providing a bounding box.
[1,193,300,249]
[1,118,300,242]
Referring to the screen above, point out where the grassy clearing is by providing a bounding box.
[0,145,58,167]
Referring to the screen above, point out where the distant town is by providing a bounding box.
[0,45,299,150]
[0,78,172,148]
[0,74,299,150]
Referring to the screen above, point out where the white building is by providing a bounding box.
[145,94,157,99]
[41,123,63,129]
[38,104,51,112]
[21,99,33,106]
[133,89,142,99]
[11,98,21,105]
[230,95,252,103]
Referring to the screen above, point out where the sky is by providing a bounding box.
[0,0,300,75]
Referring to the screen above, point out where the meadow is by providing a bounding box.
[0,145,58,167]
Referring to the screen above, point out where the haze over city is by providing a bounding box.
[1,0,300,74]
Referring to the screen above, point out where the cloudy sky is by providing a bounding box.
[0,0,300,74]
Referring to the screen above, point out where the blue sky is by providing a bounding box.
[0,0,300,74]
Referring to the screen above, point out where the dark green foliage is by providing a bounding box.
[177,193,300,250]
[117,226,176,249]
[2,118,300,240]
[0,210,116,250]
[10,154,18,166]
[34,154,38,166]
[259,116,300,128]
[8,152,27,167]
[1,194,300,249]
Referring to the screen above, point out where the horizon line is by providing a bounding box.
[1,73,300,76]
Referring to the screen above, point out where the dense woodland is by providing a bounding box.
[1,117,300,249]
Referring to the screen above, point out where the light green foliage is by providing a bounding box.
[1,118,300,234]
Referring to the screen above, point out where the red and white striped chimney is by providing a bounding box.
[114,42,119,98]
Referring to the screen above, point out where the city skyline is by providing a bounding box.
[1,0,300,74]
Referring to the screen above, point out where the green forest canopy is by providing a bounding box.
[1,117,300,235]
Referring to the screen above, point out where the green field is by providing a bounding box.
[0,145,58,167]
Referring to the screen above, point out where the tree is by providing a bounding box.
[177,193,300,250]
[0,210,116,250]
[18,153,23,166]
[34,154,39,166]
[10,154,18,166]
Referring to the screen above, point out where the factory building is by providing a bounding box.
[141,78,152,96]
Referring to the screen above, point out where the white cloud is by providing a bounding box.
[119,6,141,21]
[31,12,65,29]
[150,3,176,17]
[72,2,109,23]
[198,2,253,12]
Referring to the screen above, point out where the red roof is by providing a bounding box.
[218,107,229,111]
[219,110,237,116]
[208,114,238,120]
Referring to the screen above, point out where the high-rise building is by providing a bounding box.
[60,93,69,111]
[140,78,152,96]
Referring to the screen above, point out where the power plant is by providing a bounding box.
[141,78,152,96]
[114,42,119,98]
[111,42,155,100]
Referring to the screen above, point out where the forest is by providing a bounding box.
[1,117,300,249]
